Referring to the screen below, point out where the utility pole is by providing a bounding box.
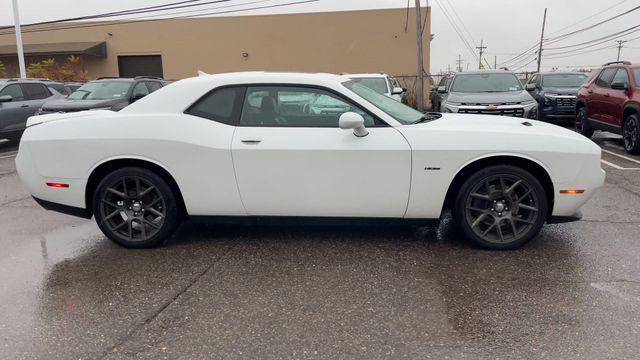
[476,39,486,69]
[447,64,451,73]
[456,54,463,72]
[615,40,626,61]
[414,0,425,112]
[494,55,497,69]
[11,0,26,78]
[536,8,547,73]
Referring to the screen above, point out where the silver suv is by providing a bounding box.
[437,70,538,119]
[0,79,63,143]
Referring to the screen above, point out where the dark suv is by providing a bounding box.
[525,72,588,121]
[576,61,640,154]
[38,77,165,114]
[0,79,64,142]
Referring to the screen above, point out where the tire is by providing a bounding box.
[453,165,548,250]
[93,167,179,248]
[622,113,640,154]
[575,107,594,138]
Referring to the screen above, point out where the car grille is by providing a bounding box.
[458,108,524,117]
[555,97,576,108]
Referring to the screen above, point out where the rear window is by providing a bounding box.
[185,87,245,125]
[349,77,388,94]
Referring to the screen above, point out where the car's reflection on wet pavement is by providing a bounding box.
[1,136,639,359]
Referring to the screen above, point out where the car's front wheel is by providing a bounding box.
[454,165,548,250]
[575,107,594,138]
[93,167,179,248]
[623,113,640,154]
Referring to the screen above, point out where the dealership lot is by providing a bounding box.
[0,131,639,359]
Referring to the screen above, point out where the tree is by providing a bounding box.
[25,56,88,81]
[0,61,7,78]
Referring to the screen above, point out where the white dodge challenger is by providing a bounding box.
[16,72,605,249]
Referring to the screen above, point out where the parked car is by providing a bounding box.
[430,74,452,111]
[0,79,64,143]
[64,82,84,93]
[346,73,406,103]
[37,76,165,114]
[525,72,589,121]
[439,70,538,119]
[16,72,604,250]
[576,61,640,154]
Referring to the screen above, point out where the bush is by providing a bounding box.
[26,56,88,81]
[0,61,7,78]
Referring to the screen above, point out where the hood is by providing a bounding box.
[447,90,534,105]
[41,98,124,111]
[540,87,580,96]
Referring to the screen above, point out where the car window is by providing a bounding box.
[611,68,629,87]
[348,77,389,94]
[595,68,617,88]
[46,83,68,95]
[528,75,537,85]
[69,81,131,100]
[343,80,425,124]
[0,84,25,101]
[450,73,523,92]
[438,77,448,87]
[132,82,149,97]
[390,77,401,88]
[145,81,162,92]
[21,83,51,100]
[542,74,588,87]
[185,87,245,126]
[239,86,376,127]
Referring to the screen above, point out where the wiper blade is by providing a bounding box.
[413,112,442,124]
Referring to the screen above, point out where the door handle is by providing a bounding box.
[604,93,610,97]
[587,90,593,94]
[240,138,262,144]
[21,104,29,108]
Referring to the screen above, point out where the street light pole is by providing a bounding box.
[536,8,547,73]
[11,0,27,78]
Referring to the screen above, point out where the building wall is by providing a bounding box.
[0,8,430,95]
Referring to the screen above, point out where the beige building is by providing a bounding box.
[0,8,430,99]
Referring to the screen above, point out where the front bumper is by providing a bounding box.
[445,103,538,119]
[540,95,577,119]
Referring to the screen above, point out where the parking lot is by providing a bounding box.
[0,126,638,359]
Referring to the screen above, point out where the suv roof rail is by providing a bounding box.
[95,77,121,80]
[603,61,631,66]
[134,76,163,80]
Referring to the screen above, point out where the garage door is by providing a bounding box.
[118,55,163,78]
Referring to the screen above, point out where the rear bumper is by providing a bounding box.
[33,196,91,219]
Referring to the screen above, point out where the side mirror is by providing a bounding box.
[131,93,146,102]
[0,95,13,103]
[437,86,447,93]
[339,112,369,137]
[391,87,404,95]
[611,82,628,91]
[525,83,536,91]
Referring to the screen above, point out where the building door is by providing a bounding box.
[117,55,163,78]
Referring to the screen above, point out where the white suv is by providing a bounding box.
[346,73,406,103]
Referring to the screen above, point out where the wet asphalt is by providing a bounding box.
[0,132,639,359]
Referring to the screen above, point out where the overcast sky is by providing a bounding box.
[1,0,637,73]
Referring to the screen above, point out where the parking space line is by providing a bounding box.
[0,152,17,159]
[601,149,640,165]
[601,159,640,170]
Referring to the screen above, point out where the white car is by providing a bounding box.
[347,73,406,102]
[16,72,605,249]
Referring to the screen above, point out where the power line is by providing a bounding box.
[546,0,629,35]
[544,45,617,60]
[545,5,640,43]
[544,24,640,50]
[433,0,478,62]
[0,0,319,36]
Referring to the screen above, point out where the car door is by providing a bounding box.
[0,84,29,133]
[20,83,54,121]
[231,85,412,218]
[604,68,630,126]
[589,68,616,123]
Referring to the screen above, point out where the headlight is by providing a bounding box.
[443,101,460,113]
[543,96,552,106]
[527,105,538,119]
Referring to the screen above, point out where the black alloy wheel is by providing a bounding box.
[623,114,640,154]
[93,167,179,248]
[454,165,547,250]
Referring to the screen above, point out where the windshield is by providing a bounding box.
[451,73,523,93]
[542,74,588,87]
[349,77,389,94]
[68,81,131,100]
[343,81,425,125]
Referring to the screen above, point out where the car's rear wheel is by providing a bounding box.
[93,167,179,248]
[454,165,548,250]
[623,114,640,154]
[575,107,594,138]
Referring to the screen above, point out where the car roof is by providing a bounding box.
[346,73,388,78]
[454,70,515,75]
